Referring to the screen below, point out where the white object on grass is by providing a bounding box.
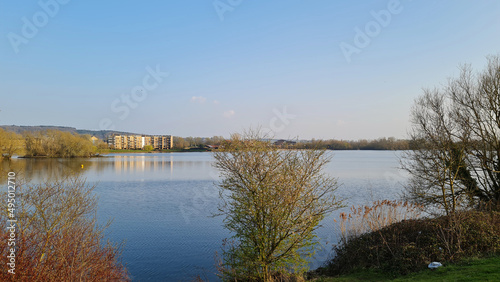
[428,262,443,269]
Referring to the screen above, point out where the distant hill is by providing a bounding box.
[0,125,139,140]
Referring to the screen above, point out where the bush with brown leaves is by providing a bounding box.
[0,177,129,281]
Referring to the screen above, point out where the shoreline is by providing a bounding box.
[9,148,407,159]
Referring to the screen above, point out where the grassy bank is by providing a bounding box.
[311,209,500,281]
[313,256,500,281]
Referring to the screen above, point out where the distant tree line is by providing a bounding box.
[1,127,409,158]
[172,136,409,151]
[172,136,225,149]
[293,137,409,150]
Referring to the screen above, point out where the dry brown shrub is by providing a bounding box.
[0,177,129,281]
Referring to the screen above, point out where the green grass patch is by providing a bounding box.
[313,256,500,281]
[399,256,500,281]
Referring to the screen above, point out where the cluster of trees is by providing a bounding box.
[172,136,225,149]
[403,55,500,214]
[24,130,104,158]
[0,129,24,159]
[1,129,107,158]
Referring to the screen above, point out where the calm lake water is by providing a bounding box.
[4,151,408,281]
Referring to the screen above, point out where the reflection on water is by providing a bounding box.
[1,151,408,281]
[1,157,92,182]
[113,155,173,173]
[2,153,218,183]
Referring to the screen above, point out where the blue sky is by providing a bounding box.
[1,0,499,139]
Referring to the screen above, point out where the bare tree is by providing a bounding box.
[449,56,500,208]
[214,129,343,281]
[402,90,470,215]
[403,55,500,213]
